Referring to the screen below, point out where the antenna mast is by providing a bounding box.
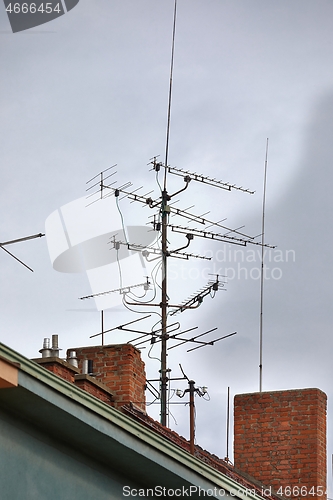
[259,138,269,392]
[160,0,177,427]
[82,5,275,429]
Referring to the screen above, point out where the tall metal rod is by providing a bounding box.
[189,380,195,455]
[160,188,169,426]
[164,0,177,189]
[160,0,177,427]
[226,386,230,461]
[101,310,104,346]
[259,138,269,392]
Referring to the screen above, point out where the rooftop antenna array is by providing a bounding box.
[80,0,274,427]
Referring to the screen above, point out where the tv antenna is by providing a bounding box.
[80,0,275,427]
[0,232,44,272]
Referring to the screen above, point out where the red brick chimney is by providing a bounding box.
[67,344,146,412]
[234,389,327,500]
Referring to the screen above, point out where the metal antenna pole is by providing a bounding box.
[101,310,104,346]
[160,0,177,427]
[259,138,269,392]
[164,0,177,187]
[226,386,230,461]
[160,189,169,426]
[189,380,195,455]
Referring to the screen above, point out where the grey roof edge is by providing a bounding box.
[0,342,266,500]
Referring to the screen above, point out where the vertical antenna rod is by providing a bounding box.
[160,0,178,427]
[259,138,269,392]
[189,380,195,455]
[101,310,104,346]
[164,0,177,188]
[226,386,230,461]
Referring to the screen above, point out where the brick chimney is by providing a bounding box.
[234,389,327,500]
[67,344,146,412]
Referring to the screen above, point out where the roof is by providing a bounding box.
[122,403,283,500]
[0,341,282,500]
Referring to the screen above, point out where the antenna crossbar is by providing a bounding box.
[102,184,161,208]
[168,206,255,237]
[79,281,147,301]
[187,331,237,353]
[90,314,151,339]
[168,327,218,350]
[0,232,45,246]
[167,166,255,194]
[169,224,275,248]
[169,250,211,261]
[170,278,225,316]
[130,322,180,347]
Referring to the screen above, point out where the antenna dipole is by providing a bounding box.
[259,138,269,392]
[0,232,44,272]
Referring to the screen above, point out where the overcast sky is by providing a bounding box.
[1,0,333,485]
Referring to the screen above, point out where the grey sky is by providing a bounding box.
[1,0,333,485]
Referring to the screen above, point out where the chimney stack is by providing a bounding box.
[67,344,146,412]
[234,388,327,500]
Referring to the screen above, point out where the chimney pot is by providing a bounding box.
[67,350,78,368]
[82,359,88,375]
[51,334,61,357]
[39,338,52,358]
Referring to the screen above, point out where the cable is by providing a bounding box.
[122,293,162,320]
[201,391,210,401]
[146,397,160,407]
[156,169,163,195]
[126,287,148,300]
[151,317,161,333]
[168,388,176,401]
[148,342,161,363]
[168,408,178,426]
[116,248,123,290]
[116,194,129,245]
[167,386,178,427]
